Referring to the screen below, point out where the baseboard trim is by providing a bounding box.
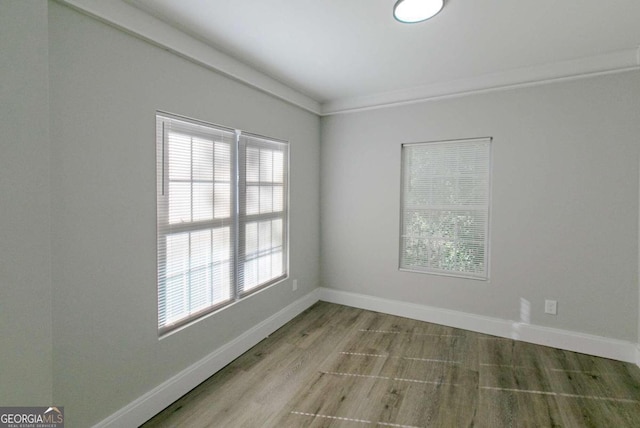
[94,286,638,426]
[318,287,638,364]
[92,289,320,428]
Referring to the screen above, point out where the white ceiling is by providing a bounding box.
[121,0,640,113]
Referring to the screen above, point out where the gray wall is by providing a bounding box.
[3,0,639,424]
[321,71,640,341]
[0,0,53,406]
[47,3,319,426]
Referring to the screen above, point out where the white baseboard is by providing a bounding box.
[93,289,320,428]
[317,287,639,364]
[93,286,639,427]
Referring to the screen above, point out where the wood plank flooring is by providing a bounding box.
[142,302,640,427]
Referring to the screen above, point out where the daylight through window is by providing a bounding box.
[157,113,288,334]
[400,137,491,279]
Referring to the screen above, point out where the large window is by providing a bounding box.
[156,113,288,334]
[400,137,491,280]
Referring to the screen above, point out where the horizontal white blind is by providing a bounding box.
[157,114,237,333]
[238,134,288,295]
[400,138,491,279]
[157,113,289,334]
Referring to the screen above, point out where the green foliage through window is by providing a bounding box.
[400,138,491,279]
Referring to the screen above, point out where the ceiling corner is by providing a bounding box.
[321,48,640,116]
[55,0,322,115]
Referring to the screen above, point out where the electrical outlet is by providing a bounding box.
[293,279,298,291]
[544,299,557,315]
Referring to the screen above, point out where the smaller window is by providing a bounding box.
[400,137,491,280]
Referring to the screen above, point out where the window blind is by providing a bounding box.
[400,137,491,279]
[157,113,288,334]
[238,134,288,295]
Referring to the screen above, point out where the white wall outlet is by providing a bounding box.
[544,299,557,315]
[292,279,298,291]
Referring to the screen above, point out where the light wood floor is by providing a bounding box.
[143,302,640,427]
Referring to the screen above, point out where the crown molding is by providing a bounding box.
[321,49,640,115]
[55,0,322,115]
[54,1,639,118]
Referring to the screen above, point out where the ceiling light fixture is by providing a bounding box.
[393,0,444,23]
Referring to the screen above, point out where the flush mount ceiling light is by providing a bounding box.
[393,0,444,23]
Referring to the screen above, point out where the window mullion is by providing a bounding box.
[188,136,194,315]
[231,130,241,302]
[210,144,215,307]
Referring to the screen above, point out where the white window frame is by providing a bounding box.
[156,112,289,335]
[399,137,492,280]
